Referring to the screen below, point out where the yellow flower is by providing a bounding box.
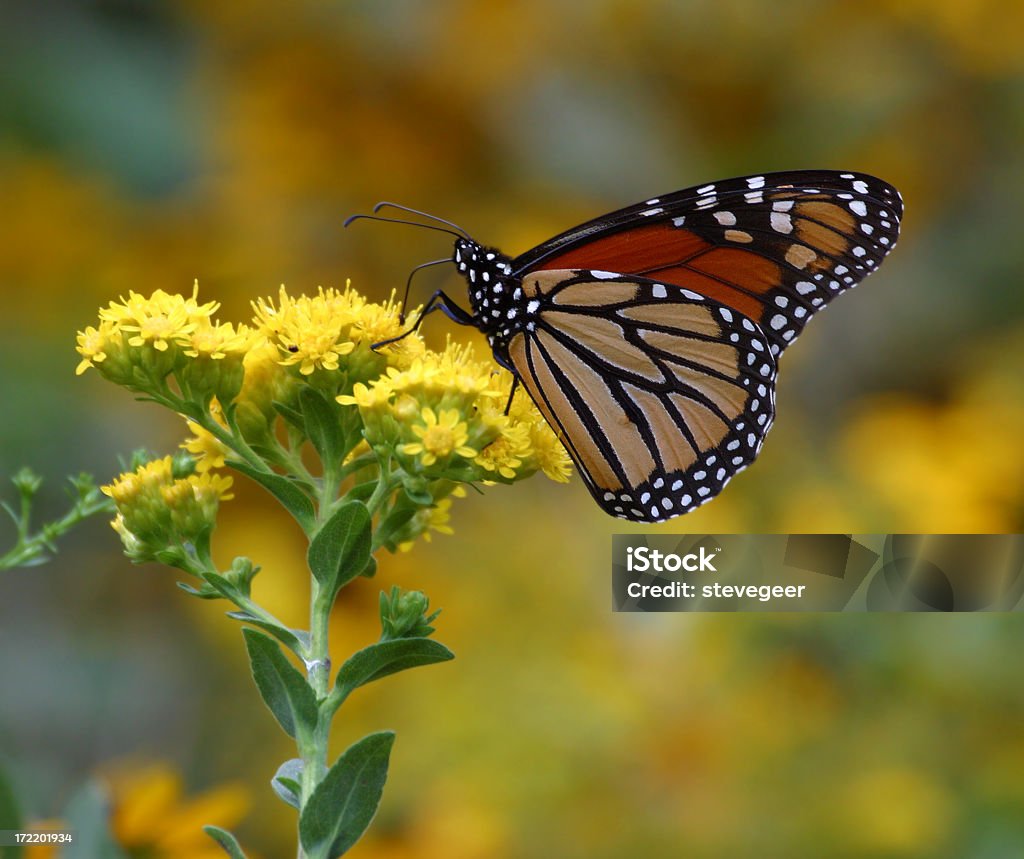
[475,422,530,480]
[103,456,233,559]
[75,321,111,374]
[252,283,412,377]
[530,422,573,483]
[397,486,467,551]
[75,318,136,384]
[103,456,175,507]
[105,761,250,859]
[191,471,235,505]
[181,418,229,471]
[180,320,253,359]
[338,379,395,410]
[100,284,217,352]
[402,407,477,467]
[470,374,571,484]
[349,292,426,369]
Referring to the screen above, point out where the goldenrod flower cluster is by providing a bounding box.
[79,282,571,553]
[102,456,233,565]
[340,339,571,486]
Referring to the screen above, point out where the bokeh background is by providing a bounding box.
[2,1,1024,856]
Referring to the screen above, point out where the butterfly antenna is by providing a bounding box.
[342,212,466,240]
[372,202,470,238]
[400,258,450,324]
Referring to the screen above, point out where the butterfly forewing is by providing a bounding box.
[514,171,902,356]
[506,270,776,522]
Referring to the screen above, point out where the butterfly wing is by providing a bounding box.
[507,270,776,522]
[513,171,902,357]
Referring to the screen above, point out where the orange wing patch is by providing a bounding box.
[527,223,709,273]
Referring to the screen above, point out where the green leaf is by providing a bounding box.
[301,387,345,464]
[346,480,377,502]
[204,825,249,859]
[402,482,433,506]
[271,758,304,809]
[307,501,371,599]
[272,399,306,431]
[176,580,223,600]
[299,732,395,858]
[230,461,315,531]
[0,764,22,859]
[360,556,377,579]
[62,781,126,859]
[227,611,310,654]
[199,570,239,601]
[242,629,318,739]
[335,638,454,699]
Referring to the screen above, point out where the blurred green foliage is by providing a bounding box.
[1,1,1023,856]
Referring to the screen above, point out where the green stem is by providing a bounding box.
[296,580,333,859]
[365,459,399,517]
[0,489,114,570]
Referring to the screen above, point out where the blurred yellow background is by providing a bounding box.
[2,1,1023,856]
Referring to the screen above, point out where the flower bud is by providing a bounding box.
[379,586,439,640]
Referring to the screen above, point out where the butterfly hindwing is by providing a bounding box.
[504,270,776,522]
[514,171,902,357]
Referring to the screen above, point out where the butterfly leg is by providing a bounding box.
[399,258,450,323]
[372,289,475,350]
[503,376,520,416]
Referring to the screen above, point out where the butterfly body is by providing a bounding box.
[354,170,903,522]
[452,238,522,363]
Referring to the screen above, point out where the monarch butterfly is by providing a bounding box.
[346,171,903,522]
